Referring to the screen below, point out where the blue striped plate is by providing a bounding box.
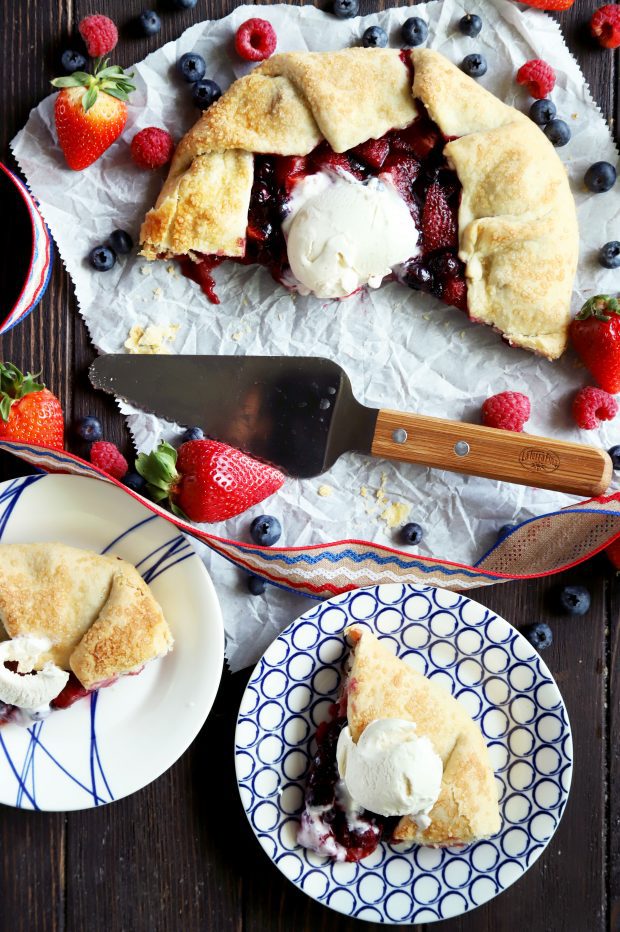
[0,473,224,810]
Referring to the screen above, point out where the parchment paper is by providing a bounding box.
[11,0,620,671]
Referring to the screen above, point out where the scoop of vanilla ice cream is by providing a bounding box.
[336,718,443,823]
[281,171,419,299]
[0,637,69,710]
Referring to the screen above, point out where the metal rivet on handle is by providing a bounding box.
[454,441,470,457]
[392,428,408,444]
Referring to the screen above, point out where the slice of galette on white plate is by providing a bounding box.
[140,47,578,360]
[0,542,173,726]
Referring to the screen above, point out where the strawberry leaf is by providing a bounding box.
[135,441,179,492]
[0,362,44,423]
[577,294,620,322]
[51,75,90,88]
[102,87,129,102]
[97,65,125,78]
[82,85,99,113]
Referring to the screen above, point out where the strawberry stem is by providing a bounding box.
[577,294,620,322]
[51,58,135,111]
[135,441,179,504]
[0,363,44,423]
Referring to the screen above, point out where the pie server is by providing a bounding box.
[90,354,612,496]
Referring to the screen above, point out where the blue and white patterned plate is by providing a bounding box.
[235,584,572,924]
[0,473,224,811]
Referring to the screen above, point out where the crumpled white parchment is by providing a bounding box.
[11,0,620,671]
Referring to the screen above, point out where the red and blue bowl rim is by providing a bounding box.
[0,162,53,335]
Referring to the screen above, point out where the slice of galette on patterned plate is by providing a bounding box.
[296,625,501,862]
[0,542,173,727]
[140,47,578,360]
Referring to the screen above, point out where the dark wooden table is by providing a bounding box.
[0,1,618,930]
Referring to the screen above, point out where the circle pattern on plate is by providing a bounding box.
[235,584,572,924]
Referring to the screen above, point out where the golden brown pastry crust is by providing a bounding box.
[140,47,578,359]
[0,543,173,689]
[345,624,501,846]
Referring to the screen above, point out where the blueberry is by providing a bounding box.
[544,119,571,147]
[525,622,553,651]
[88,246,116,272]
[333,0,359,17]
[460,53,487,78]
[600,241,620,269]
[584,161,616,193]
[250,515,282,546]
[138,10,161,36]
[177,52,206,83]
[559,584,591,616]
[430,252,461,278]
[399,522,424,545]
[404,261,433,292]
[192,79,222,110]
[458,13,482,37]
[75,416,103,442]
[247,574,266,596]
[497,523,517,541]
[362,26,388,48]
[108,229,134,255]
[402,17,428,47]
[182,426,204,442]
[608,445,620,469]
[172,0,198,7]
[124,471,147,494]
[529,99,556,126]
[61,50,87,74]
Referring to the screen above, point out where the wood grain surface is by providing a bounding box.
[0,1,618,931]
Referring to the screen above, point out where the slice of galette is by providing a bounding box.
[140,47,578,359]
[0,542,173,726]
[297,625,501,861]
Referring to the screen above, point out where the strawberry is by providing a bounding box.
[517,0,574,10]
[442,276,468,312]
[0,363,64,449]
[136,439,285,523]
[389,121,440,159]
[422,182,458,254]
[275,155,307,194]
[51,60,135,170]
[570,295,620,394]
[380,154,420,211]
[351,138,390,170]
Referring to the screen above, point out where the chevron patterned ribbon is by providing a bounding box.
[1,438,618,599]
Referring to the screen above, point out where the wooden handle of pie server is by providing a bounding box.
[371,409,612,496]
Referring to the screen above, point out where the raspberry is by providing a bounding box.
[516,60,556,99]
[90,441,128,479]
[482,392,531,432]
[130,128,175,170]
[572,386,618,430]
[442,276,468,312]
[78,14,118,58]
[234,18,277,62]
[591,5,620,49]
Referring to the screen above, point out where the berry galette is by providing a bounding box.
[140,48,578,359]
[297,625,501,861]
[0,543,173,726]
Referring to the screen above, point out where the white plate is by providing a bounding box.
[0,473,224,811]
[235,584,572,924]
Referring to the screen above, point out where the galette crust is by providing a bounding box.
[0,542,173,689]
[140,47,578,359]
[345,625,501,846]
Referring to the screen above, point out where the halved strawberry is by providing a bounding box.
[380,154,420,211]
[136,439,285,524]
[350,138,390,170]
[310,144,363,179]
[51,60,135,170]
[275,155,307,194]
[442,276,468,312]
[390,121,440,159]
[422,182,458,254]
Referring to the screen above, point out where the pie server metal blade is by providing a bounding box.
[90,354,378,479]
[90,354,613,495]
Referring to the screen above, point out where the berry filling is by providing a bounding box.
[0,669,104,727]
[299,711,399,862]
[176,102,466,313]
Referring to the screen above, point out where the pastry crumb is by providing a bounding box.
[360,485,368,498]
[380,501,411,529]
[139,265,152,276]
[423,313,431,321]
[166,264,178,277]
[152,286,163,300]
[231,331,243,341]
[318,484,332,497]
[124,322,179,355]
